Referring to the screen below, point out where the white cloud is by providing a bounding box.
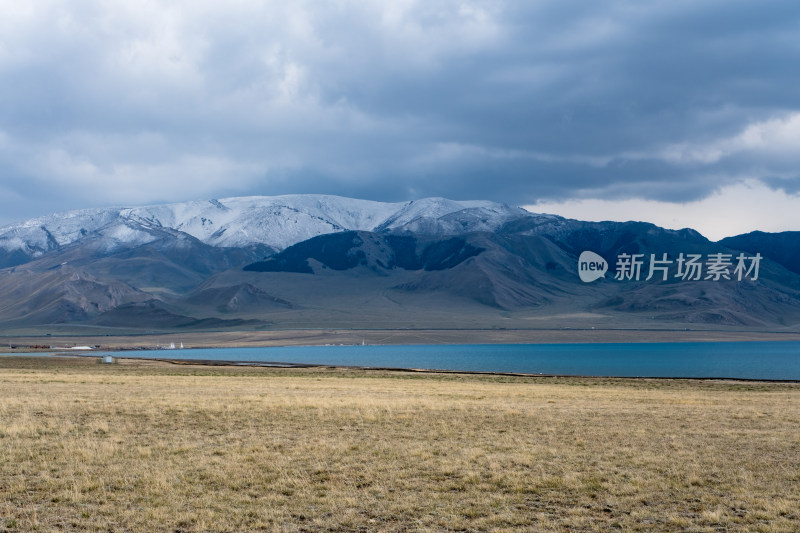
[0,127,264,207]
[529,180,800,241]
[40,149,263,205]
[1,0,800,226]
[646,112,800,165]
[415,142,613,167]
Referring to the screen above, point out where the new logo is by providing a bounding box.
[578,251,607,283]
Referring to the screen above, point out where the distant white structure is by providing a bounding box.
[158,341,184,350]
[102,355,114,364]
[51,345,93,350]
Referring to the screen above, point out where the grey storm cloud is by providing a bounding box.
[1,0,800,222]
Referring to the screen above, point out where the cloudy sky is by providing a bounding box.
[1,0,799,239]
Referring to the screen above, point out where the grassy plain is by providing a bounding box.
[1,356,799,532]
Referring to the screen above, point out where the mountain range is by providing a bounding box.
[1,194,799,333]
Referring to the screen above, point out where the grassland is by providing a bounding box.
[1,356,799,532]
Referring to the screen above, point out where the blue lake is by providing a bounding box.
[75,341,800,380]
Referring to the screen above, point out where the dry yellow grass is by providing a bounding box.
[1,356,799,532]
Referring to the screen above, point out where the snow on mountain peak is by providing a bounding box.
[0,195,533,260]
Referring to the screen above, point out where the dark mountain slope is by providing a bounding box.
[501,216,712,260]
[243,231,486,274]
[234,225,800,325]
[242,231,593,310]
[720,231,800,275]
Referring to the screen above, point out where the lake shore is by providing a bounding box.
[2,326,800,353]
[2,356,799,532]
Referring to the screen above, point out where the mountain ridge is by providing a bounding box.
[0,194,798,332]
[0,195,531,268]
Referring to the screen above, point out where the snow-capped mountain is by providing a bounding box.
[0,194,798,331]
[0,195,533,263]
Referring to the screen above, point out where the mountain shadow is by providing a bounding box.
[243,231,485,274]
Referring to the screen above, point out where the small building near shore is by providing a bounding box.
[50,345,94,351]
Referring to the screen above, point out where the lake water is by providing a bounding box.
[74,341,800,380]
